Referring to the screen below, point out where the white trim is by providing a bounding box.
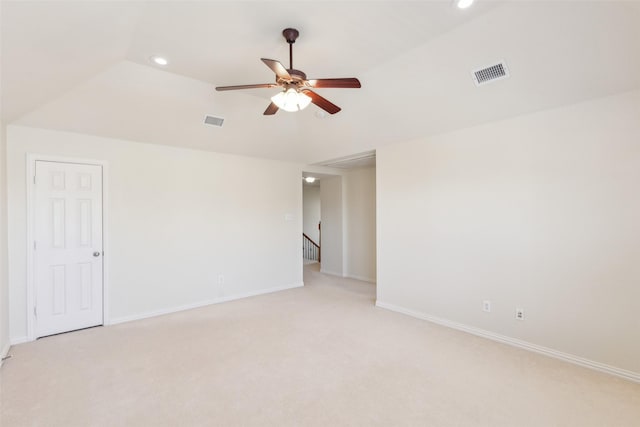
[1,342,9,357]
[25,154,110,340]
[320,268,343,277]
[319,269,376,283]
[375,300,640,384]
[25,156,34,340]
[344,274,376,284]
[0,341,11,367]
[9,336,29,346]
[101,162,111,326]
[110,282,304,325]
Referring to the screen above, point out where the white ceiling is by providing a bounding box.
[2,1,639,164]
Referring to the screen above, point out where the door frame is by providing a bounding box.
[25,153,111,341]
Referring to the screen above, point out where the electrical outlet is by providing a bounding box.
[218,274,224,285]
[482,300,491,313]
[515,308,525,320]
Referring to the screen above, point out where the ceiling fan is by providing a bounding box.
[215,28,361,116]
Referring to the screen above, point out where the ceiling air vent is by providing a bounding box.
[204,115,224,127]
[471,60,509,87]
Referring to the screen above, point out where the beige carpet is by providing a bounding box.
[2,264,639,426]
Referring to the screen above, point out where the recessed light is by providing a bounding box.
[456,0,475,9]
[150,56,168,66]
[304,177,316,183]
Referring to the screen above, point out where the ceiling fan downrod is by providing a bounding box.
[282,28,299,70]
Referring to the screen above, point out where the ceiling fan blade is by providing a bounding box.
[263,102,279,115]
[302,90,341,114]
[261,58,292,80]
[215,83,277,91]
[307,78,361,89]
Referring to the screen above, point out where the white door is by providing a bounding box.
[34,161,104,337]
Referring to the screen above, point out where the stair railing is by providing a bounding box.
[303,233,320,262]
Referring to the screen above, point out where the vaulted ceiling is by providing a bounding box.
[2,1,639,164]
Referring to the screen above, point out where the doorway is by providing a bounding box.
[302,175,321,264]
[301,165,377,283]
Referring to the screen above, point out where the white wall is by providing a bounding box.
[7,125,303,341]
[302,184,320,244]
[0,122,9,360]
[316,169,377,282]
[319,176,343,276]
[377,90,640,376]
[343,167,376,283]
[0,0,11,360]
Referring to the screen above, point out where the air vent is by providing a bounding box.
[204,115,224,127]
[471,61,509,86]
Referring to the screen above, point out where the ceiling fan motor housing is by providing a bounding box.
[278,69,307,87]
[282,28,299,44]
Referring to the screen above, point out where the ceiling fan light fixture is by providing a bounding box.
[271,88,312,112]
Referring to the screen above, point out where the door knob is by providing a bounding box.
[93,252,101,257]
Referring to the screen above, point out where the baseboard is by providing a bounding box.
[320,268,343,277]
[9,336,29,346]
[0,341,11,368]
[110,282,304,325]
[318,269,376,284]
[345,274,376,284]
[375,300,640,384]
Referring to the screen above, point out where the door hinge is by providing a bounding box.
[34,241,37,250]
[34,306,37,317]
[33,175,36,184]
